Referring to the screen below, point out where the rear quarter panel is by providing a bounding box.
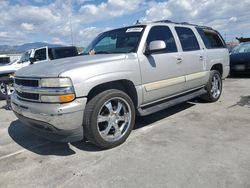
[205,48,230,79]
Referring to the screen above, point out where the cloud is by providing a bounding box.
[52,37,65,45]
[76,26,111,45]
[20,23,35,31]
[140,0,250,40]
[78,0,144,23]
[0,31,26,44]
[0,0,249,46]
[0,0,145,45]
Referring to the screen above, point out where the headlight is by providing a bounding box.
[40,78,72,87]
[40,77,75,103]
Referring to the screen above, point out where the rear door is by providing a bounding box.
[174,27,208,90]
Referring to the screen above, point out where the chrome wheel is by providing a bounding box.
[97,97,132,142]
[211,74,221,99]
[0,82,14,96]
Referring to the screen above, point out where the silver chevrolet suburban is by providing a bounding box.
[11,20,229,149]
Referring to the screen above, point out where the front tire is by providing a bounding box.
[83,89,135,149]
[201,70,222,102]
[0,77,14,100]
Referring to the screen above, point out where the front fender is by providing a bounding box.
[73,71,138,97]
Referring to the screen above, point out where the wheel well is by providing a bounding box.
[87,80,138,107]
[211,64,223,76]
[0,73,11,78]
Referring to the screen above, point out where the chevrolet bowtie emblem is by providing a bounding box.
[15,85,23,93]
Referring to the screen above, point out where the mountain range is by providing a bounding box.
[0,42,64,54]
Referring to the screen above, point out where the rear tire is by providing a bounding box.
[83,89,135,149]
[201,70,222,102]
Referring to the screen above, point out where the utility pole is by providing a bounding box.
[70,15,74,46]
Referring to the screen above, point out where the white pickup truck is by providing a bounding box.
[0,46,78,99]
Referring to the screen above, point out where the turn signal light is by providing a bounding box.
[58,94,75,103]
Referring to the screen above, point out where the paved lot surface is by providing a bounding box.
[0,78,250,188]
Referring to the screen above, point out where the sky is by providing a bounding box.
[0,0,249,46]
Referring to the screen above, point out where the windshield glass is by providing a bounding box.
[231,42,250,54]
[20,51,31,62]
[7,59,19,65]
[83,26,145,55]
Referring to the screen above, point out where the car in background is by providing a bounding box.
[230,42,250,76]
[0,55,11,66]
[0,46,79,99]
[227,44,238,53]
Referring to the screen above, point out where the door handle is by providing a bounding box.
[177,58,182,63]
[199,56,204,61]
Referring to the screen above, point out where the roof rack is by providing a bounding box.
[151,19,212,30]
[153,20,173,24]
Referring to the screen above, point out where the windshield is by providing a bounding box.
[7,59,19,65]
[83,26,145,55]
[231,42,250,54]
[20,51,31,62]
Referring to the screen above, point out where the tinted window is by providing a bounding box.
[0,57,10,64]
[34,48,46,61]
[231,42,250,54]
[175,27,200,51]
[197,28,225,49]
[147,26,177,53]
[51,47,78,59]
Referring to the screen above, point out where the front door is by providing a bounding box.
[32,47,49,64]
[138,25,186,104]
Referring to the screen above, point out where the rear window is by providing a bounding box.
[51,47,78,60]
[197,28,225,49]
[175,27,200,51]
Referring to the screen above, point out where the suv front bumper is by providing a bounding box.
[11,93,87,142]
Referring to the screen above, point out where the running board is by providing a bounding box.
[137,88,207,116]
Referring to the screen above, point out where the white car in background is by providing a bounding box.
[0,46,79,99]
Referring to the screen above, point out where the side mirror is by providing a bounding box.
[145,40,166,55]
[29,57,35,64]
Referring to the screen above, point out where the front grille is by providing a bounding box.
[15,77,40,102]
[16,91,39,101]
[15,78,39,87]
[14,77,74,103]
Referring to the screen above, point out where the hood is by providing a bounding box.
[15,54,127,78]
[0,63,21,74]
[230,52,250,65]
